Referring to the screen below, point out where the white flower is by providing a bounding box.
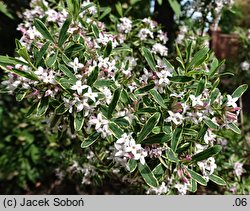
[99,87,112,104]
[68,58,84,73]
[140,68,153,84]
[165,111,184,125]
[133,149,147,165]
[138,28,153,40]
[234,162,244,177]
[197,157,217,176]
[241,61,250,71]
[174,182,189,195]
[152,43,168,56]
[71,80,89,95]
[204,129,216,144]
[117,17,132,34]
[89,113,108,130]
[146,182,168,195]
[157,30,168,44]
[189,94,203,107]
[226,95,238,108]
[83,87,98,102]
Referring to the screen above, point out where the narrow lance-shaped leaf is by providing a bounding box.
[195,79,205,96]
[186,168,207,186]
[192,145,222,162]
[166,148,179,163]
[142,47,157,71]
[203,118,219,130]
[55,103,68,115]
[138,162,159,188]
[0,55,29,66]
[36,41,50,66]
[134,83,155,95]
[74,110,84,131]
[137,112,161,143]
[58,16,72,47]
[168,0,181,19]
[127,159,137,172]
[59,64,77,82]
[109,122,123,139]
[171,127,182,152]
[170,76,193,83]
[87,66,99,86]
[104,41,112,58]
[108,88,122,119]
[34,18,55,42]
[149,89,167,109]
[228,122,241,134]
[37,97,49,116]
[232,84,248,99]
[187,47,209,70]
[81,132,100,148]
[11,68,39,81]
[208,174,227,186]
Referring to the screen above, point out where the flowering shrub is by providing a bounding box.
[0,0,248,194]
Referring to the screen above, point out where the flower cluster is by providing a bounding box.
[0,0,247,195]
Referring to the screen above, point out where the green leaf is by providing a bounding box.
[64,43,85,54]
[152,164,164,180]
[99,7,112,20]
[232,84,248,99]
[91,24,99,38]
[189,179,197,193]
[17,47,30,62]
[37,97,49,116]
[81,132,100,148]
[59,64,77,82]
[26,102,38,118]
[142,47,157,71]
[108,88,122,119]
[138,162,159,188]
[87,66,99,86]
[192,145,222,162]
[166,148,179,163]
[136,107,158,114]
[143,133,171,144]
[16,90,27,102]
[228,122,241,134]
[104,41,113,58]
[34,18,54,42]
[13,68,38,81]
[149,89,167,109]
[187,47,209,70]
[109,122,123,139]
[115,2,123,17]
[170,76,193,83]
[74,110,84,131]
[55,103,68,115]
[209,59,224,77]
[36,41,50,66]
[58,16,72,47]
[210,88,220,104]
[203,118,219,130]
[94,79,115,88]
[168,0,181,19]
[46,52,57,67]
[0,2,14,19]
[171,127,182,152]
[176,142,190,153]
[208,174,227,186]
[50,114,61,128]
[195,79,205,96]
[187,168,207,186]
[137,112,161,143]
[55,77,72,90]
[0,55,29,66]
[134,83,155,95]
[127,159,137,172]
